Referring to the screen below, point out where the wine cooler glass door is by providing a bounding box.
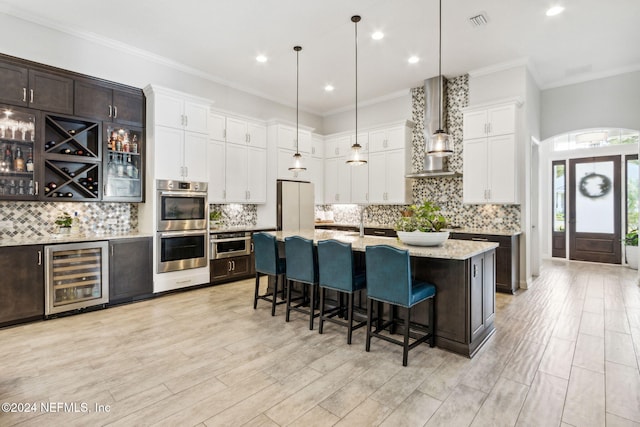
[45,241,109,315]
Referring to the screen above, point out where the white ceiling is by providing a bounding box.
[2,0,639,115]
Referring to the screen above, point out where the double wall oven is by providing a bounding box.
[156,180,208,273]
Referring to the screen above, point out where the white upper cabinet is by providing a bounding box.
[154,90,209,134]
[209,113,226,142]
[275,124,311,153]
[311,134,324,158]
[463,103,516,140]
[324,136,351,158]
[146,86,211,182]
[225,116,267,148]
[462,101,520,204]
[324,157,351,203]
[350,163,369,204]
[207,139,225,203]
[369,126,405,152]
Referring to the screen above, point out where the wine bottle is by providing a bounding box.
[13,147,25,172]
[25,148,34,172]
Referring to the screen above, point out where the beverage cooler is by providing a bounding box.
[45,241,109,316]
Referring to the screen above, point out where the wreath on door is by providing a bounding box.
[578,172,612,198]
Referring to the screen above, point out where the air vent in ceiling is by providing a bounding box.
[469,13,488,27]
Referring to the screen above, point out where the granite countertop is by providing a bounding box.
[0,231,153,248]
[314,222,522,237]
[210,225,276,234]
[269,229,498,260]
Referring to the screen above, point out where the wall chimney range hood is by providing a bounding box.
[406,76,462,179]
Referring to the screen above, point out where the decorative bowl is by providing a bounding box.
[397,231,450,247]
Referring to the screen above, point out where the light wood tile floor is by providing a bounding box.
[1,260,639,426]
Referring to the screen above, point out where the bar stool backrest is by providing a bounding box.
[365,245,411,306]
[284,236,318,285]
[254,232,279,275]
[318,239,354,292]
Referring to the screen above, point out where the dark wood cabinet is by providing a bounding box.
[0,53,144,203]
[0,245,44,326]
[109,238,153,304]
[450,232,520,294]
[470,251,496,343]
[0,59,73,114]
[75,80,144,127]
[210,255,254,284]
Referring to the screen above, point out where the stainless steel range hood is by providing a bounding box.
[406,76,462,179]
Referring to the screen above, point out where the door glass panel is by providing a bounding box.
[575,161,614,233]
[627,156,639,232]
[553,163,565,232]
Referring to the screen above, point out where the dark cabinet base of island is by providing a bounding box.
[108,238,153,304]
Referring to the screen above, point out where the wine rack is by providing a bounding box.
[42,114,102,200]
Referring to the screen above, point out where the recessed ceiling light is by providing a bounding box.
[408,56,420,64]
[372,31,384,40]
[324,84,334,92]
[256,55,267,63]
[546,5,565,16]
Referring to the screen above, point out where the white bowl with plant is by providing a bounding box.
[55,212,73,234]
[209,211,223,229]
[395,201,450,246]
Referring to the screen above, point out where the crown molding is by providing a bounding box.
[540,63,640,90]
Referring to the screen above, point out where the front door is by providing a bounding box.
[569,156,621,263]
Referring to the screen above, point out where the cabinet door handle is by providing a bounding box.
[108,105,113,118]
[228,261,232,272]
[488,123,492,134]
[34,181,38,195]
[232,260,235,271]
[37,250,42,266]
[251,242,254,252]
[473,264,477,278]
[373,230,386,236]
[471,237,489,242]
[23,88,26,102]
[185,115,188,127]
[223,129,226,139]
[247,190,251,200]
[111,245,114,256]
[113,106,118,119]
[30,89,34,103]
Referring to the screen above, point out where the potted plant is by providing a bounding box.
[55,212,73,234]
[394,201,450,246]
[624,229,638,269]
[209,210,223,229]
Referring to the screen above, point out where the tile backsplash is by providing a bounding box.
[320,74,521,231]
[209,204,257,228]
[0,201,137,239]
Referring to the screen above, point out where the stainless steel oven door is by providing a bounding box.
[156,191,207,231]
[157,230,208,273]
[210,235,252,259]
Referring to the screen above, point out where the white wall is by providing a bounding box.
[0,13,324,131]
[469,67,526,106]
[541,71,640,140]
[322,91,412,134]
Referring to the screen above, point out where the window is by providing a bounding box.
[553,162,566,232]
[552,128,639,151]
[627,155,639,233]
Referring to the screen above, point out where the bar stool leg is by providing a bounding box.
[403,306,411,367]
[429,296,435,347]
[253,272,260,309]
[318,287,326,334]
[270,274,278,316]
[347,292,354,345]
[285,279,292,322]
[365,298,373,352]
[308,284,316,330]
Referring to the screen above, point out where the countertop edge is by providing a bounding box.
[0,232,154,248]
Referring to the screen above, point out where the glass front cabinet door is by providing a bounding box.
[103,123,143,201]
[0,106,38,199]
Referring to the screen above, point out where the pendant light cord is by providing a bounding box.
[296,47,299,153]
[438,0,442,130]
[354,17,359,144]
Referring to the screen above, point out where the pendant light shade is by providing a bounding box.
[346,15,367,166]
[427,0,452,157]
[289,45,307,172]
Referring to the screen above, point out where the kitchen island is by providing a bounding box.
[269,230,498,357]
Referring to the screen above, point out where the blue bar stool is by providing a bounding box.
[284,236,320,330]
[364,245,436,366]
[253,232,287,316]
[317,239,367,344]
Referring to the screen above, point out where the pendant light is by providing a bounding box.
[427,0,452,157]
[289,45,306,171]
[346,15,367,166]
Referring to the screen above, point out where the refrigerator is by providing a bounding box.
[277,179,315,231]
